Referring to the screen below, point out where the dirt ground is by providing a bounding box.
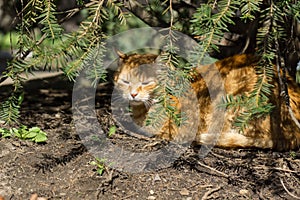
[0,75,299,200]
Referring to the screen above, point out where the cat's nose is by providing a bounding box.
[131,93,138,98]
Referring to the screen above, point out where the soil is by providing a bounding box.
[0,75,299,200]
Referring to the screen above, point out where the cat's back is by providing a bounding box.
[192,54,300,150]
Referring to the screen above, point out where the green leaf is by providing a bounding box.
[32,132,47,143]
[11,127,21,137]
[97,168,104,175]
[90,161,97,166]
[0,128,11,138]
[29,127,41,133]
[108,126,116,137]
[24,131,37,139]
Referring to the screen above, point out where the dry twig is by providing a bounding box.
[201,186,222,200]
[196,161,229,178]
[253,165,300,174]
[280,177,300,200]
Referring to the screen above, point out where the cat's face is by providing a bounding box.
[114,52,158,105]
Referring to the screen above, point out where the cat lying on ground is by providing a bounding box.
[113,51,300,151]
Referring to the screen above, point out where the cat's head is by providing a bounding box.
[114,51,159,105]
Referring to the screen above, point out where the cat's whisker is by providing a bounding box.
[111,95,122,101]
[144,100,151,109]
[111,94,127,104]
[144,98,156,109]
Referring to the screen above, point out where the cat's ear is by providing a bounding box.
[115,49,127,59]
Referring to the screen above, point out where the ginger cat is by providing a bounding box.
[113,51,300,151]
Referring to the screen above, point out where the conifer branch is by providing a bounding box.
[1,0,299,127]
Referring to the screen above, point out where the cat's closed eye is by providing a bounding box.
[141,81,155,86]
[121,79,130,85]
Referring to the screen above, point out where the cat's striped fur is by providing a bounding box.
[114,51,300,151]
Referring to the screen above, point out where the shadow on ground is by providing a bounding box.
[0,75,299,199]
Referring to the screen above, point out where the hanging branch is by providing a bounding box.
[190,0,292,131]
[191,0,239,63]
[0,0,128,124]
[146,0,191,129]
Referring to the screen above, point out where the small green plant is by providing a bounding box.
[90,158,108,176]
[289,151,296,159]
[108,126,116,137]
[0,126,47,143]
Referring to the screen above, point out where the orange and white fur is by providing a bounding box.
[114,51,300,151]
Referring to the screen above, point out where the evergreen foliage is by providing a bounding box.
[145,1,192,129]
[191,0,300,131]
[1,0,127,124]
[191,0,239,61]
[0,0,299,133]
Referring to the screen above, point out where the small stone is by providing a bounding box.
[179,188,190,196]
[37,198,47,200]
[153,174,161,181]
[239,189,250,196]
[149,190,155,195]
[147,196,156,200]
[29,193,38,200]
